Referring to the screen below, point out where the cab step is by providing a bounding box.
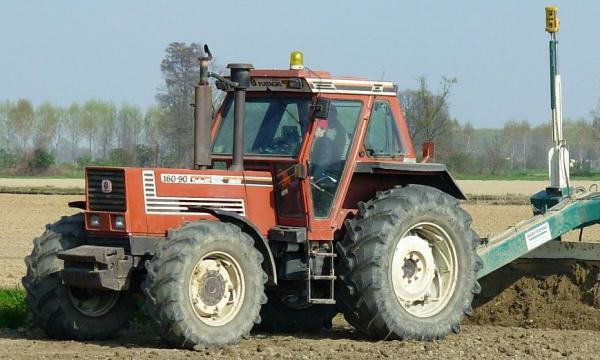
[307,241,336,304]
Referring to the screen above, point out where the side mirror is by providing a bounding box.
[312,98,331,119]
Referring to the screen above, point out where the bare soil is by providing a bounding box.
[1,194,600,358]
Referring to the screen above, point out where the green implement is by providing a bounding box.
[477,189,600,279]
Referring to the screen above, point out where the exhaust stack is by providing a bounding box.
[227,63,253,172]
[193,46,213,169]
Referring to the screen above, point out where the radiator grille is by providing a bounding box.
[87,169,126,212]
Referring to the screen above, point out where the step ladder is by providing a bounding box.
[307,241,336,304]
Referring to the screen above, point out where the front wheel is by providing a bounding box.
[336,185,482,340]
[22,214,137,340]
[143,221,267,348]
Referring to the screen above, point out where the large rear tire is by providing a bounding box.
[143,221,267,348]
[22,213,137,340]
[336,185,482,340]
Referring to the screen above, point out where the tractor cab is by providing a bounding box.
[209,54,417,240]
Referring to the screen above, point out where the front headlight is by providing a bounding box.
[114,216,125,229]
[90,215,101,228]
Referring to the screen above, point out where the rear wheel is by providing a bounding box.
[22,213,137,340]
[336,185,482,340]
[143,221,267,348]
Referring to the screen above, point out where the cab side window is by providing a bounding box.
[364,101,404,156]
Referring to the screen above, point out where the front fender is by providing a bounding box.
[200,207,277,285]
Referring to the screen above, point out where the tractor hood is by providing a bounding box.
[83,166,276,237]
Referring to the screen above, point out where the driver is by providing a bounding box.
[310,106,347,183]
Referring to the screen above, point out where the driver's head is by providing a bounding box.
[315,105,338,138]
[315,119,328,138]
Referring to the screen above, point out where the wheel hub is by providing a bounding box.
[67,287,120,317]
[392,235,436,302]
[390,222,459,318]
[199,270,226,306]
[188,252,245,327]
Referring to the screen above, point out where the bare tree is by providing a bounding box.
[156,42,204,166]
[156,42,224,167]
[116,103,143,151]
[34,102,61,152]
[502,120,530,170]
[461,122,475,153]
[66,103,83,162]
[399,76,457,156]
[0,101,13,151]
[95,101,117,159]
[8,99,34,152]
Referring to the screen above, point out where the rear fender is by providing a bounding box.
[200,207,277,285]
[354,162,466,200]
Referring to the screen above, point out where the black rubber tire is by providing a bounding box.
[142,221,267,348]
[255,291,337,333]
[336,184,482,340]
[22,213,137,340]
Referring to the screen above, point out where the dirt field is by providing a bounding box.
[1,193,600,358]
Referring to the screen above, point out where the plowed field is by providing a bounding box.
[1,193,600,359]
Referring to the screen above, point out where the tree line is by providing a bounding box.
[0,42,598,177]
[400,77,600,176]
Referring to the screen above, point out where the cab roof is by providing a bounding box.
[246,69,397,96]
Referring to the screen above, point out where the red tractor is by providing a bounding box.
[23,48,480,347]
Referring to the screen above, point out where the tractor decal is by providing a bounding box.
[142,170,246,215]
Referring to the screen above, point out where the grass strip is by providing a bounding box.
[0,288,28,329]
[464,193,531,205]
[0,187,84,195]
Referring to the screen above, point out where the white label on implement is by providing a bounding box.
[525,222,552,250]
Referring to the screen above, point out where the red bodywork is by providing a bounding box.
[84,69,416,241]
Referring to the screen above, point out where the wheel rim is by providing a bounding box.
[188,251,245,327]
[391,222,458,318]
[67,287,120,317]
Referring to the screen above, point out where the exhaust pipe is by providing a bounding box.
[193,46,213,169]
[227,63,253,172]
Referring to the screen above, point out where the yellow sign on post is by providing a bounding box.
[545,6,559,33]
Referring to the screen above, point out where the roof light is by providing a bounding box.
[289,51,304,70]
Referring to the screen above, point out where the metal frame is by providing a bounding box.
[477,190,600,278]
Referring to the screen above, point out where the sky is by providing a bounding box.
[1,1,599,128]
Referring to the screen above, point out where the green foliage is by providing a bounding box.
[9,149,56,176]
[445,150,478,175]
[75,155,93,168]
[107,148,131,166]
[135,144,156,167]
[0,288,28,329]
[571,159,592,177]
[0,150,17,170]
[27,149,54,171]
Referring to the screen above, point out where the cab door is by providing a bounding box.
[305,98,365,238]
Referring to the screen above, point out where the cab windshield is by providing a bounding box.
[212,95,312,157]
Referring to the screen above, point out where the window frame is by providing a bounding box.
[211,93,313,159]
[363,99,406,159]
